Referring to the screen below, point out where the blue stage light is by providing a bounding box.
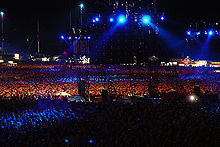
[84,37,87,39]
[92,19,96,23]
[118,15,126,24]
[75,37,78,39]
[160,16,165,21]
[88,36,91,39]
[208,30,214,36]
[68,36,72,40]
[60,35,65,39]
[142,15,151,24]
[95,17,99,22]
[187,31,191,35]
[109,18,114,22]
[134,18,138,22]
[89,140,93,143]
[196,32,200,36]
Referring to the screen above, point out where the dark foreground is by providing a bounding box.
[0,98,219,146]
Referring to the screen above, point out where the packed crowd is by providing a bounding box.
[0,64,219,145]
[0,98,219,146]
[0,64,219,102]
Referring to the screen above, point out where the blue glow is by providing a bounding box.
[0,12,4,15]
[92,19,96,23]
[134,18,138,22]
[84,37,87,39]
[199,31,212,59]
[89,140,93,143]
[187,31,191,35]
[160,16,165,21]
[118,15,126,24]
[88,36,91,39]
[208,30,214,36]
[91,25,118,55]
[80,4,84,8]
[65,139,69,143]
[95,17,99,22]
[0,107,79,135]
[109,18,114,22]
[196,32,201,36]
[68,36,72,40]
[60,36,65,39]
[142,15,151,24]
[75,37,78,39]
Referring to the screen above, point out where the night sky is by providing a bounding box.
[0,0,220,59]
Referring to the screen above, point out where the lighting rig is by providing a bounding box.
[61,0,165,40]
[186,20,220,39]
[60,14,165,41]
[60,0,166,64]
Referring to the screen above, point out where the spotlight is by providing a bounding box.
[160,16,165,21]
[187,31,191,35]
[60,35,65,39]
[89,140,93,143]
[134,18,138,22]
[75,37,78,39]
[109,18,114,22]
[95,17,99,22]
[187,94,198,103]
[68,36,72,40]
[190,95,195,101]
[196,32,200,36]
[92,19,96,23]
[84,37,87,39]
[208,30,214,36]
[88,36,91,39]
[142,15,151,24]
[118,15,126,24]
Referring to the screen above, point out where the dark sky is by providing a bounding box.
[0,0,220,57]
[159,0,220,22]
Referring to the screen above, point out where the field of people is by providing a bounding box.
[0,64,219,145]
[0,98,219,146]
[0,64,219,101]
